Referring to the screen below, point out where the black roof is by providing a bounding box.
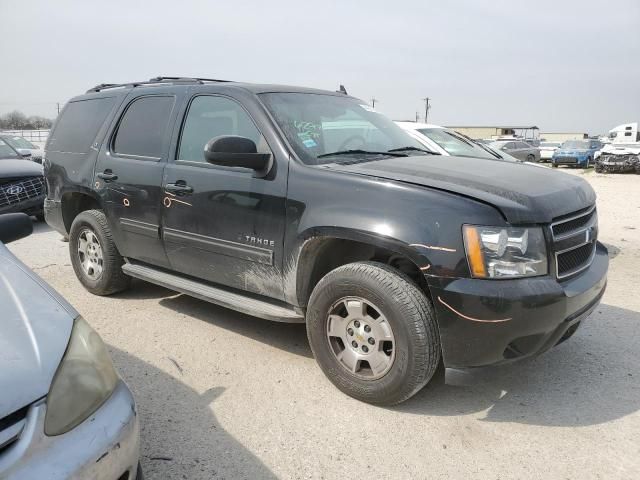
[84,76,346,97]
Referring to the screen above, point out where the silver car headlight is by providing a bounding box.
[463,225,548,278]
[44,316,118,436]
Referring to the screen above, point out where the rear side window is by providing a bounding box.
[112,96,174,159]
[47,97,116,153]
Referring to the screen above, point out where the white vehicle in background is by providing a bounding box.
[0,135,44,163]
[396,122,521,162]
[594,122,640,173]
[538,141,562,162]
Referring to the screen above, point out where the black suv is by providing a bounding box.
[1,139,46,219]
[44,77,608,405]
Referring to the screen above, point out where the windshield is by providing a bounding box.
[540,142,560,147]
[418,128,496,160]
[561,140,590,149]
[0,139,20,159]
[259,93,427,165]
[3,136,37,149]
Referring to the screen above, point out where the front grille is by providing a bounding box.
[557,243,595,276]
[551,206,598,279]
[556,156,578,163]
[0,405,29,455]
[0,176,45,208]
[552,207,596,237]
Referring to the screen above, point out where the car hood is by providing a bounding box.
[0,159,44,177]
[556,149,590,155]
[0,243,75,418]
[322,155,595,223]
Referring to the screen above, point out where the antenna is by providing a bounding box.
[337,85,348,95]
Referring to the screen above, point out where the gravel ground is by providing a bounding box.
[7,168,640,480]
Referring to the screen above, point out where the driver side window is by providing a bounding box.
[178,95,263,162]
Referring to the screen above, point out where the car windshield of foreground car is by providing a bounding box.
[0,139,21,158]
[417,128,497,160]
[562,140,590,149]
[259,92,431,165]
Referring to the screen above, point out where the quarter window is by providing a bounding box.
[178,96,263,162]
[113,96,174,159]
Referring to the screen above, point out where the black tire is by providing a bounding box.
[552,163,558,168]
[69,209,131,295]
[595,164,603,173]
[526,154,535,162]
[35,213,46,222]
[306,261,440,405]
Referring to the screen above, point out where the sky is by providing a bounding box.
[1,0,638,135]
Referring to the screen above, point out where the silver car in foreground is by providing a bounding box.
[0,214,141,480]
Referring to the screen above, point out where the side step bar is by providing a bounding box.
[122,262,305,323]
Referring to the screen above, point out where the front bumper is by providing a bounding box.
[0,380,141,480]
[0,194,44,217]
[428,242,608,368]
[553,156,588,165]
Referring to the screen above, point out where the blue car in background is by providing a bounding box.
[552,140,602,168]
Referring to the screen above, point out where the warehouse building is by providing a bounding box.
[540,132,589,142]
[446,125,539,141]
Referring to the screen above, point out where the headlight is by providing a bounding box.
[45,317,118,436]
[463,225,548,278]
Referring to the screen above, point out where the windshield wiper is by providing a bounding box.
[388,146,440,155]
[317,149,408,159]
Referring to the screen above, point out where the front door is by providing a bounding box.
[94,93,180,268]
[161,94,288,300]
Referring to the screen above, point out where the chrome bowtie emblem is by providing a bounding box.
[5,185,23,195]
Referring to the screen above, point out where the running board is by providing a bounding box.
[122,262,305,323]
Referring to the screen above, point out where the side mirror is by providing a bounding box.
[204,136,271,172]
[0,213,33,244]
[17,149,32,158]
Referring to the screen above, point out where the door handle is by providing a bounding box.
[165,182,194,195]
[97,171,118,182]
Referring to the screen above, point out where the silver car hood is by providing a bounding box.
[0,243,76,418]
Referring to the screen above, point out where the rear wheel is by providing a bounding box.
[69,209,131,295]
[306,261,440,405]
[526,154,535,162]
[552,163,558,168]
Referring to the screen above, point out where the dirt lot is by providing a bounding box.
[8,168,640,480]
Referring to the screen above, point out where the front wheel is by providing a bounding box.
[306,262,441,405]
[526,154,535,162]
[69,209,131,295]
[552,163,558,168]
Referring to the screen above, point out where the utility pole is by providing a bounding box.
[370,98,377,109]
[422,97,431,123]
[415,111,419,122]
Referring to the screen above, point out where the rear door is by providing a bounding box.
[161,92,288,300]
[94,92,182,268]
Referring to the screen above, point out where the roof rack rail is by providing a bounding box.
[86,76,232,93]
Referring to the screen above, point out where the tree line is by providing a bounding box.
[0,110,53,130]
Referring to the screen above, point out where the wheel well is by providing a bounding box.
[61,192,100,233]
[298,238,430,307]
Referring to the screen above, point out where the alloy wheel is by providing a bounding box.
[77,228,104,280]
[326,297,396,379]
